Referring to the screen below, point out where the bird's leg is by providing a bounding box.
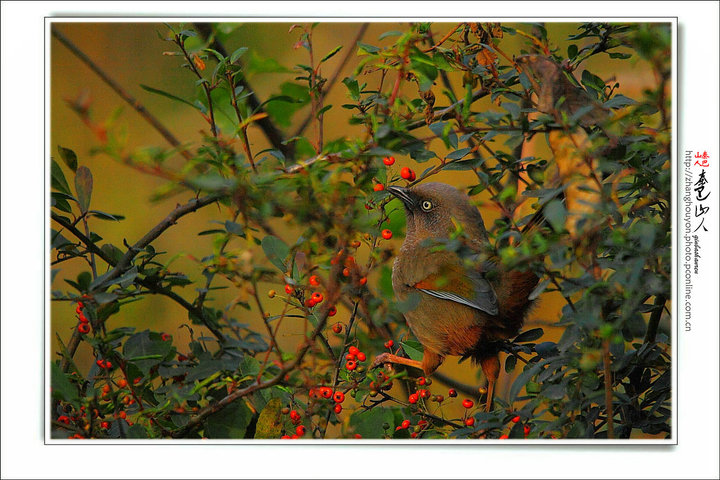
[370,350,443,376]
[480,355,500,412]
[369,352,423,372]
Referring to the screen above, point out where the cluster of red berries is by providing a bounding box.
[345,345,366,371]
[280,408,309,439]
[395,418,431,438]
[96,359,112,369]
[382,156,416,183]
[76,301,91,334]
[308,385,348,414]
[368,370,394,394]
[384,339,394,349]
[408,387,432,405]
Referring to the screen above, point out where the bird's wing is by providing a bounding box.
[413,262,499,316]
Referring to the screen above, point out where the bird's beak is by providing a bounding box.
[387,185,415,209]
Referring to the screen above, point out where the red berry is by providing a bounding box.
[342,267,351,277]
[499,434,509,439]
[401,419,411,429]
[359,277,367,286]
[75,305,83,315]
[332,323,343,334]
[78,323,90,334]
[296,425,306,436]
[418,389,429,399]
[524,424,531,436]
[321,387,333,399]
[356,352,366,362]
[511,415,521,423]
[333,391,345,403]
[305,298,317,308]
[77,301,84,309]
[105,361,112,369]
[462,399,474,409]
[400,166,416,180]
[284,284,294,295]
[311,292,323,304]
[333,403,343,414]
[328,306,337,316]
[118,411,126,419]
[290,409,300,420]
[354,433,362,439]
[408,393,419,404]
[57,415,70,424]
[133,377,141,385]
[345,360,357,371]
[383,156,395,166]
[348,346,359,355]
[309,275,320,286]
[281,435,291,439]
[101,421,109,429]
[465,417,475,427]
[291,434,299,439]
[374,183,385,192]
[448,389,457,397]
[346,353,356,361]
[384,340,394,349]
[161,333,171,341]
[381,229,393,240]
[96,360,105,368]
[410,432,418,438]
[418,377,426,386]
[117,379,128,388]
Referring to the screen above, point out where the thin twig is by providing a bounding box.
[292,23,369,139]
[193,23,292,160]
[51,27,192,161]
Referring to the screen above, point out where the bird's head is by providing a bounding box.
[388,182,489,245]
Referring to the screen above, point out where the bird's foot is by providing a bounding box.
[369,352,392,370]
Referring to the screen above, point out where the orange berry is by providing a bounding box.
[383,156,395,166]
[309,275,320,286]
[118,411,126,419]
[342,267,351,277]
[333,391,345,403]
[381,229,393,240]
[311,292,323,304]
[400,166,415,180]
[284,284,294,295]
[332,323,343,334]
[384,340,394,349]
[465,417,475,427]
[78,323,90,334]
[348,346,359,355]
[117,379,128,388]
[356,352,366,362]
[346,353,356,361]
[345,360,357,371]
[359,277,367,286]
[328,305,337,316]
[374,183,385,191]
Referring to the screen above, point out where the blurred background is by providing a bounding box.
[50,21,665,426]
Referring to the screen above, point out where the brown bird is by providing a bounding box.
[371,182,539,411]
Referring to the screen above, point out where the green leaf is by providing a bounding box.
[88,210,125,221]
[261,235,290,272]
[514,328,544,343]
[378,30,403,40]
[140,84,200,110]
[122,330,173,375]
[509,361,546,402]
[567,44,578,59]
[321,45,343,63]
[57,146,78,172]
[446,147,472,160]
[604,94,636,109]
[230,46,249,63]
[254,398,283,439]
[205,399,253,438]
[74,166,93,213]
[51,159,71,195]
[357,42,381,54]
[400,340,423,362]
[528,279,550,301]
[51,362,80,408]
[543,199,566,232]
[349,406,395,438]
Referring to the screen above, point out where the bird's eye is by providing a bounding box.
[421,200,433,211]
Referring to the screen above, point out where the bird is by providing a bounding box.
[370,182,539,411]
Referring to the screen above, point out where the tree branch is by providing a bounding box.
[51,27,192,161]
[193,23,293,160]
